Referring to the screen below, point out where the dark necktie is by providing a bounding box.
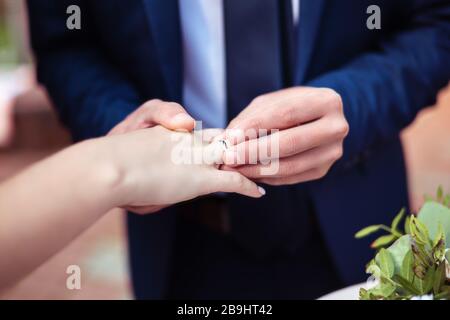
[224,0,310,257]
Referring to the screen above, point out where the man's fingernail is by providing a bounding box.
[258,186,266,196]
[173,113,194,125]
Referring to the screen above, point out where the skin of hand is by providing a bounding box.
[107,98,194,213]
[221,87,349,185]
[0,126,263,289]
[106,126,265,214]
[108,99,255,213]
[108,99,196,135]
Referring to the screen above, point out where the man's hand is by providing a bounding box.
[109,99,195,135]
[222,87,349,185]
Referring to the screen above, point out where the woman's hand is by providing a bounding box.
[101,126,265,214]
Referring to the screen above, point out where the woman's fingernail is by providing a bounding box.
[258,186,266,196]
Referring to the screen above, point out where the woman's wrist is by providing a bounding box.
[76,138,127,210]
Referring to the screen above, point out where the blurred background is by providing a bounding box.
[0,0,131,299]
[0,0,449,299]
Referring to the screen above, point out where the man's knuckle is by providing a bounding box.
[320,89,342,111]
[279,106,297,126]
[247,117,261,129]
[252,95,267,106]
[336,120,349,137]
[146,99,161,109]
[312,167,327,180]
[135,115,146,125]
[323,87,339,99]
[282,134,299,156]
[327,118,348,137]
[329,146,343,162]
[143,101,162,114]
[167,102,182,111]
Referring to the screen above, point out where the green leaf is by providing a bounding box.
[413,275,425,295]
[432,223,444,248]
[355,225,382,239]
[433,263,446,295]
[401,250,414,282]
[379,281,397,297]
[376,248,395,278]
[412,242,433,270]
[366,264,381,278]
[413,262,427,279]
[404,215,411,234]
[435,289,450,300]
[371,234,396,249]
[366,279,397,299]
[410,216,430,245]
[392,275,421,296]
[387,235,412,274]
[391,208,405,232]
[437,185,444,202]
[418,201,450,249]
[359,288,369,300]
[443,194,450,207]
[423,266,435,293]
[432,224,446,262]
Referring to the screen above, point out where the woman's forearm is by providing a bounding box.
[0,138,120,288]
[0,126,263,290]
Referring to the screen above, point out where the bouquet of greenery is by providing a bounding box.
[355,187,450,300]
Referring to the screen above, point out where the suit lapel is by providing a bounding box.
[295,0,325,84]
[142,0,182,101]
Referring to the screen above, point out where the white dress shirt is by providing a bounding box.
[179,0,300,129]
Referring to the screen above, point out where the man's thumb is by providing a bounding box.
[154,102,195,131]
[170,113,196,131]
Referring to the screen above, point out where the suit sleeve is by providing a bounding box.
[307,0,450,167]
[27,0,141,140]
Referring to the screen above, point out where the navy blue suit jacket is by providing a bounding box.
[27,0,450,298]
